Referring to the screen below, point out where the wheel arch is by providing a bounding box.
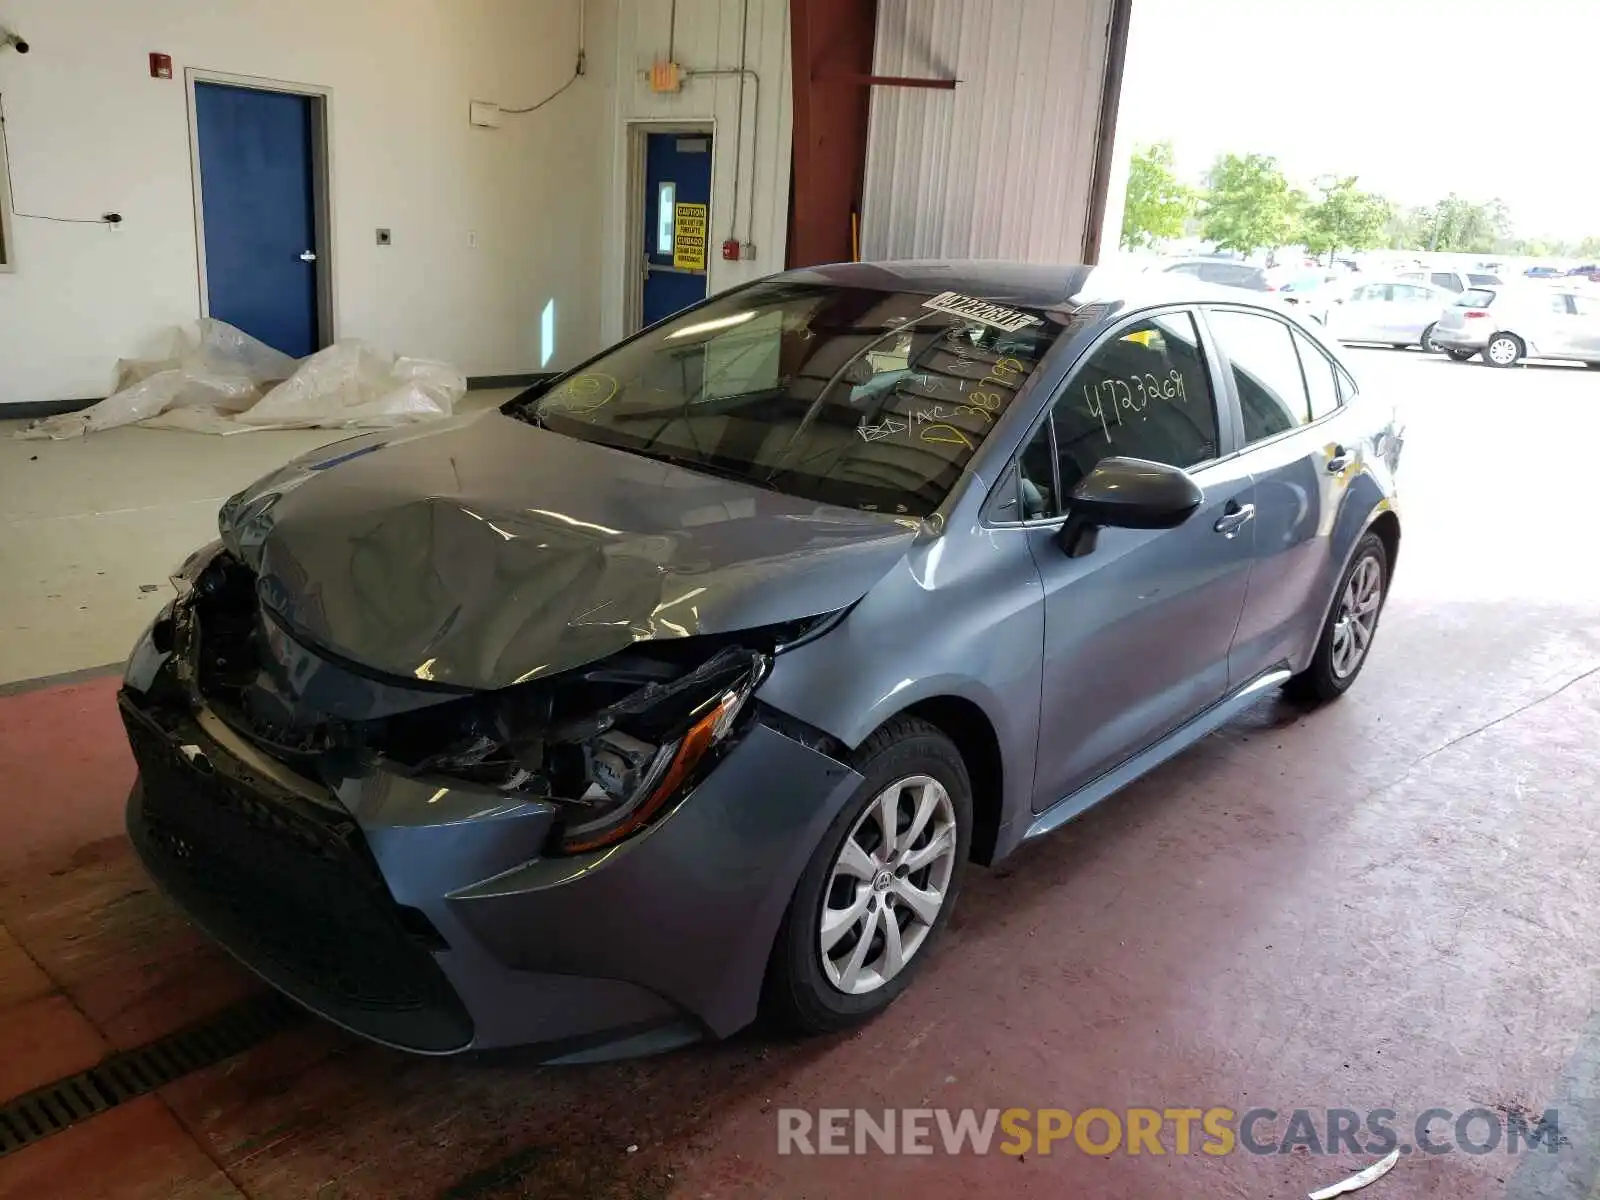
[1367,508,1400,575]
[1295,496,1400,675]
[880,694,1006,868]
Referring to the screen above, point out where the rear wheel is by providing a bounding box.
[1287,532,1389,704]
[1484,333,1524,367]
[763,716,971,1035]
[1420,323,1441,353]
[1446,349,1476,362]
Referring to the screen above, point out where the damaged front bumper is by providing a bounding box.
[120,596,862,1060]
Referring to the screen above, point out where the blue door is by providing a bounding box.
[642,132,713,327]
[195,83,320,358]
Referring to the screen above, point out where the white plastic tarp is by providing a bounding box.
[14,320,463,440]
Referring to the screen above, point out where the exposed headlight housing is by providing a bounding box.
[169,538,227,601]
[398,643,771,856]
[555,666,762,853]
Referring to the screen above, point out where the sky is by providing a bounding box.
[1117,0,1600,241]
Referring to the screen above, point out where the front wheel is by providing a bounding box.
[1287,531,1390,704]
[1446,349,1476,362]
[763,716,971,1035]
[1484,333,1524,367]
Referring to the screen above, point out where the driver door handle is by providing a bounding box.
[1213,501,1255,537]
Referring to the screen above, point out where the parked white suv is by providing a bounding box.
[1396,267,1502,295]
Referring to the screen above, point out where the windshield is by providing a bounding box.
[526,282,1067,517]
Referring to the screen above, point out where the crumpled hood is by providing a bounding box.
[219,409,918,690]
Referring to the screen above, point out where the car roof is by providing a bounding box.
[776,259,1282,327]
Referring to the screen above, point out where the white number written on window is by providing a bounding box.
[1084,370,1188,443]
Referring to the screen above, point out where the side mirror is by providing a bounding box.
[1055,457,1203,557]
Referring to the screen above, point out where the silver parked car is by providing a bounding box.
[1432,284,1600,367]
[1289,277,1454,351]
[120,263,1404,1059]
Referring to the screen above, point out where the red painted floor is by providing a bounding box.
[2,359,1599,1198]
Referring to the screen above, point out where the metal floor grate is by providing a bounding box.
[0,990,306,1158]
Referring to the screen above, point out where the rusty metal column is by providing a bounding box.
[787,0,878,268]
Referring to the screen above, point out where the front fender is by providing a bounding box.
[757,534,1046,852]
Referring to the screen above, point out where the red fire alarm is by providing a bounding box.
[721,238,741,262]
[149,52,172,79]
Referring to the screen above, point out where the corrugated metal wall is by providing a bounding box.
[861,0,1115,263]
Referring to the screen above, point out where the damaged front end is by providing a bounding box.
[151,542,796,856]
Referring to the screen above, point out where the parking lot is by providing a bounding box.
[1,346,1597,1199]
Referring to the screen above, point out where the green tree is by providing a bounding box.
[1415,194,1511,253]
[1119,142,1195,250]
[1300,176,1391,264]
[1200,153,1302,257]
[1386,206,1429,250]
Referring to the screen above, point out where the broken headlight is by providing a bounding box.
[410,644,770,855]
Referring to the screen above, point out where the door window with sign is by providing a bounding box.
[642,130,713,326]
[1017,312,1221,517]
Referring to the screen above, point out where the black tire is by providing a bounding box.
[1286,531,1390,704]
[1483,332,1524,367]
[1391,343,1407,350]
[1586,362,1600,370]
[1446,349,1475,362]
[763,715,972,1035]
[1420,323,1440,353]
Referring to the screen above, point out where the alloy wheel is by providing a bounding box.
[1330,555,1384,679]
[819,775,958,995]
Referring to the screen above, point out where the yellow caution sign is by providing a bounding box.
[673,203,708,271]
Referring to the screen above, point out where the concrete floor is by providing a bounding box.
[1,353,1597,1198]
[0,390,518,688]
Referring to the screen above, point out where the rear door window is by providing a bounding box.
[1431,272,1464,292]
[1292,328,1341,421]
[1207,309,1311,442]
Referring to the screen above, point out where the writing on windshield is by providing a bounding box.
[533,283,1065,517]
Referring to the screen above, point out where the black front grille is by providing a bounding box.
[121,697,473,1053]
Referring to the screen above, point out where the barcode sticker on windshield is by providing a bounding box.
[921,292,1044,333]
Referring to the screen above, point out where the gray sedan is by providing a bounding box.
[119,263,1404,1059]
